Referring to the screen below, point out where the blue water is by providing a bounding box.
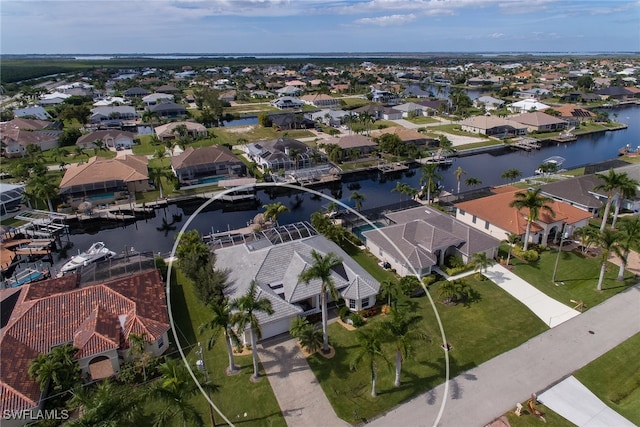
[64,105,640,258]
[352,222,386,241]
[89,192,114,201]
[193,176,225,185]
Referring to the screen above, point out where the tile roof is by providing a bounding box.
[76,130,135,145]
[170,145,242,170]
[459,116,528,131]
[511,111,568,127]
[59,155,149,189]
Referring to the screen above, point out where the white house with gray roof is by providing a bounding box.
[363,206,500,277]
[213,228,380,341]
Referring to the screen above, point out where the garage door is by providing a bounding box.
[260,317,293,341]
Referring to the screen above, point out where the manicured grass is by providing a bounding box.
[454,140,501,151]
[574,332,640,424]
[429,124,477,136]
[307,276,549,422]
[504,403,575,427]
[406,116,440,125]
[341,240,399,283]
[170,269,286,427]
[507,247,636,311]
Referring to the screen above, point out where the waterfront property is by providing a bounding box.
[243,137,321,172]
[0,266,170,422]
[459,116,528,137]
[511,111,568,133]
[362,205,500,277]
[154,121,208,142]
[89,106,138,126]
[454,187,593,245]
[212,223,380,341]
[76,130,136,150]
[170,145,246,185]
[320,134,378,158]
[59,155,150,209]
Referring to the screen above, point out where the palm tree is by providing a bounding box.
[350,328,390,397]
[501,168,522,184]
[28,344,82,399]
[615,216,640,281]
[454,166,466,194]
[470,252,493,277]
[378,279,402,308]
[151,358,218,427]
[128,333,153,381]
[419,163,441,203]
[297,250,343,353]
[262,202,289,226]
[68,380,145,426]
[595,228,622,291]
[25,174,58,211]
[611,175,639,228]
[349,190,365,211]
[232,280,274,380]
[574,226,600,255]
[465,177,482,189]
[200,298,240,374]
[509,188,555,251]
[594,169,631,231]
[297,323,324,354]
[504,233,520,266]
[148,166,174,199]
[73,146,87,161]
[382,308,428,387]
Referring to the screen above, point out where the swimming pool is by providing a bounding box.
[352,222,386,241]
[192,176,225,185]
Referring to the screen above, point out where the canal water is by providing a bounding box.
[63,105,639,261]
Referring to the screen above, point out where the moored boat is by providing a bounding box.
[57,242,116,276]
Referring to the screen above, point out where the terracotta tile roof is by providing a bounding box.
[552,104,596,118]
[455,189,592,235]
[59,155,149,189]
[511,111,568,127]
[0,269,169,413]
[371,126,426,142]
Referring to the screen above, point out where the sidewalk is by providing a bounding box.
[367,284,640,427]
[483,264,581,328]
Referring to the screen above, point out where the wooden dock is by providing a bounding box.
[377,162,409,173]
[510,137,541,151]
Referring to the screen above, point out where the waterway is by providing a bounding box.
[62,105,639,262]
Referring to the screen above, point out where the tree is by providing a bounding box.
[350,328,390,397]
[454,166,466,194]
[176,229,212,283]
[25,174,58,211]
[419,163,441,203]
[128,333,154,382]
[28,344,82,402]
[297,250,343,353]
[59,128,82,147]
[501,168,522,184]
[349,190,365,211]
[615,216,640,281]
[200,297,240,374]
[378,279,402,308]
[469,251,494,278]
[438,279,473,305]
[68,380,145,426]
[232,280,274,380]
[574,226,599,255]
[465,177,482,189]
[381,308,428,387]
[262,202,289,226]
[509,188,555,251]
[611,174,639,228]
[594,169,631,231]
[148,166,174,199]
[576,75,594,91]
[595,229,622,291]
[150,358,218,427]
[291,318,324,355]
[194,87,227,127]
[504,233,520,266]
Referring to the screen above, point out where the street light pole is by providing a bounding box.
[552,224,571,284]
[197,342,217,427]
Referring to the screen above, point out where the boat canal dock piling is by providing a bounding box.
[377,161,409,173]
[509,137,541,151]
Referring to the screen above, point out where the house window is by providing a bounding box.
[485,221,490,230]
[157,336,164,349]
[349,299,356,309]
[472,215,477,224]
[458,209,465,216]
[361,297,370,308]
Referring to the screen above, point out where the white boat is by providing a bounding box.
[535,156,565,175]
[58,242,116,275]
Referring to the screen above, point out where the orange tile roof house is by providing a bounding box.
[0,269,170,420]
[454,187,593,245]
[511,111,568,132]
[0,119,62,158]
[59,155,150,209]
[170,146,247,185]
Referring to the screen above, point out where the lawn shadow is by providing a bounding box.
[307,341,357,382]
[169,280,197,349]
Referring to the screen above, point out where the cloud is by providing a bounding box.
[498,0,555,15]
[489,32,505,39]
[354,13,417,26]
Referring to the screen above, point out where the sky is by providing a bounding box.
[1,0,639,55]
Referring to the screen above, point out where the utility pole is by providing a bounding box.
[552,224,571,284]
[196,342,217,427]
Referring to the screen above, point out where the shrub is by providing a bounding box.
[349,312,365,327]
[338,306,351,322]
[512,246,540,262]
[445,255,464,269]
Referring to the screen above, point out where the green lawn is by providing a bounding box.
[307,276,549,422]
[506,247,636,310]
[504,403,575,427]
[406,116,440,125]
[574,332,640,424]
[341,241,399,283]
[169,269,286,427]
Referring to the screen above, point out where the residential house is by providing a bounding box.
[36,91,71,106]
[595,86,636,101]
[539,175,605,215]
[123,87,150,98]
[244,137,317,172]
[59,155,150,208]
[170,146,246,185]
[93,97,128,107]
[459,116,527,137]
[0,267,170,424]
[305,109,349,127]
[154,121,208,142]
[250,90,276,99]
[213,227,380,340]
[321,134,377,158]
[514,88,552,99]
[508,99,551,113]
[474,96,505,111]
[417,99,449,115]
[363,206,500,277]
[89,106,138,126]
[0,119,62,158]
[276,86,303,97]
[12,106,52,120]
[454,187,593,246]
[370,89,401,104]
[154,84,180,94]
[300,94,341,108]
[552,104,596,125]
[142,92,174,106]
[392,102,426,118]
[402,85,432,98]
[148,101,187,119]
[76,130,136,150]
[371,127,432,146]
[271,96,304,110]
[219,90,237,103]
[511,111,568,133]
[270,113,315,131]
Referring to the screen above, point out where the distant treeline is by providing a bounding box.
[2,53,637,85]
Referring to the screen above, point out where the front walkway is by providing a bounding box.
[538,376,635,426]
[483,264,581,328]
[257,334,350,427]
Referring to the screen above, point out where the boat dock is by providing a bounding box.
[377,162,409,173]
[417,149,453,165]
[509,137,541,151]
[12,239,55,256]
